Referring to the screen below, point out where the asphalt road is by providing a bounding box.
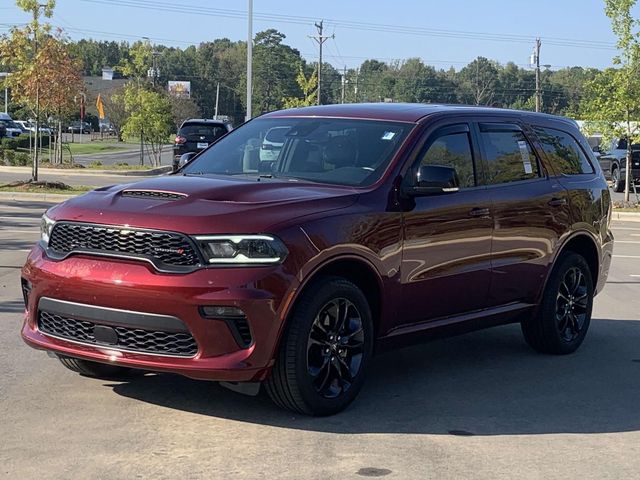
[1,201,639,479]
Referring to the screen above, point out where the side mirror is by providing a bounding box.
[406,165,460,196]
[178,152,197,169]
[592,145,601,153]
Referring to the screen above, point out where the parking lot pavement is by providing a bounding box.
[1,202,639,480]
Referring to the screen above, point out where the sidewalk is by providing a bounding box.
[0,165,172,177]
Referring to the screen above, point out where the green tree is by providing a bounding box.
[0,0,61,180]
[583,0,640,201]
[459,56,499,106]
[122,84,173,166]
[282,65,317,108]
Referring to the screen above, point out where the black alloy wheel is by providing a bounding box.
[307,298,365,399]
[555,267,589,342]
[521,252,593,355]
[265,276,373,416]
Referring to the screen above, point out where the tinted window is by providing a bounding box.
[534,127,594,175]
[183,118,412,187]
[480,129,540,184]
[180,124,227,140]
[419,132,475,188]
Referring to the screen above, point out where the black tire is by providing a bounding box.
[57,355,134,379]
[265,276,374,416]
[612,167,625,193]
[521,252,594,355]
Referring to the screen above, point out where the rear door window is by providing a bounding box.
[478,124,541,185]
[533,127,594,175]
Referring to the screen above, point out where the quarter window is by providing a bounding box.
[419,132,475,188]
[479,129,540,184]
[533,127,594,175]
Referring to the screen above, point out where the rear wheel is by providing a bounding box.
[57,355,134,379]
[521,252,593,354]
[265,276,374,416]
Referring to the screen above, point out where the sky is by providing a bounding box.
[1,0,637,71]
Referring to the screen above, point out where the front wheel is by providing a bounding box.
[521,252,594,355]
[265,276,374,416]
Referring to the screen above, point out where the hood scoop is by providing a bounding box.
[121,189,188,201]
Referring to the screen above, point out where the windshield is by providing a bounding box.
[182,117,413,186]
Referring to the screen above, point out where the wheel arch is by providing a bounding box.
[285,255,384,338]
[554,232,600,288]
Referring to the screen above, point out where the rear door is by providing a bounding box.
[399,122,493,325]
[475,120,571,307]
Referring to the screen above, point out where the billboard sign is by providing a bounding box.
[168,81,191,99]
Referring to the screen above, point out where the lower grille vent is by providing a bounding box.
[38,310,198,357]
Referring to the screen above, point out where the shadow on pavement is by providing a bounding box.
[0,300,25,313]
[108,319,640,436]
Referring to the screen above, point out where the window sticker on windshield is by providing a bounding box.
[518,140,533,174]
[381,131,396,140]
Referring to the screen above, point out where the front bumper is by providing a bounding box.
[21,246,299,382]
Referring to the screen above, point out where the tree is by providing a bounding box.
[169,95,201,130]
[122,84,172,167]
[459,57,499,106]
[0,0,56,180]
[101,86,129,141]
[282,65,317,108]
[583,0,640,201]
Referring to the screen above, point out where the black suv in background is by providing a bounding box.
[173,119,232,171]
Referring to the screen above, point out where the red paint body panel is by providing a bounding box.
[20,104,614,382]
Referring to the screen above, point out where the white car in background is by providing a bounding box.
[259,126,290,162]
[15,120,53,135]
[0,113,24,138]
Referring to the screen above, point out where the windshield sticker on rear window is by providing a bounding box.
[518,140,533,174]
[381,131,396,141]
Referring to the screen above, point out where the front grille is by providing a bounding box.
[122,190,187,200]
[48,222,200,268]
[38,310,198,357]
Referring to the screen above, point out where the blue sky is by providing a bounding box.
[1,0,637,70]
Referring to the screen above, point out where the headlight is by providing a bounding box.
[40,213,55,245]
[193,234,288,265]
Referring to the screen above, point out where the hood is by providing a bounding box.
[48,175,359,235]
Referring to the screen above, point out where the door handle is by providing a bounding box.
[548,198,567,207]
[469,207,490,217]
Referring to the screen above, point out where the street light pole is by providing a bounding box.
[0,72,8,114]
[245,0,253,122]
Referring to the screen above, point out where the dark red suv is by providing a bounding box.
[21,104,613,415]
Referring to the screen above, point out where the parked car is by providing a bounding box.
[14,120,53,135]
[595,138,640,192]
[21,104,613,416]
[67,121,92,134]
[259,126,290,162]
[0,113,24,137]
[172,119,232,172]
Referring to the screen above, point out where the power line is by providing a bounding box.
[78,0,618,51]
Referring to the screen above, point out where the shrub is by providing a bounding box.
[89,161,103,168]
[1,137,18,150]
[14,152,29,166]
[3,149,16,165]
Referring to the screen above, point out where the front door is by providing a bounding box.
[399,123,492,326]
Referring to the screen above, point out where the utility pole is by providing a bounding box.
[354,68,359,102]
[533,38,541,113]
[245,0,253,121]
[341,66,346,104]
[308,20,334,105]
[214,82,220,119]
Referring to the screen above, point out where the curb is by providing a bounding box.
[0,191,79,202]
[0,165,171,176]
[612,211,640,222]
